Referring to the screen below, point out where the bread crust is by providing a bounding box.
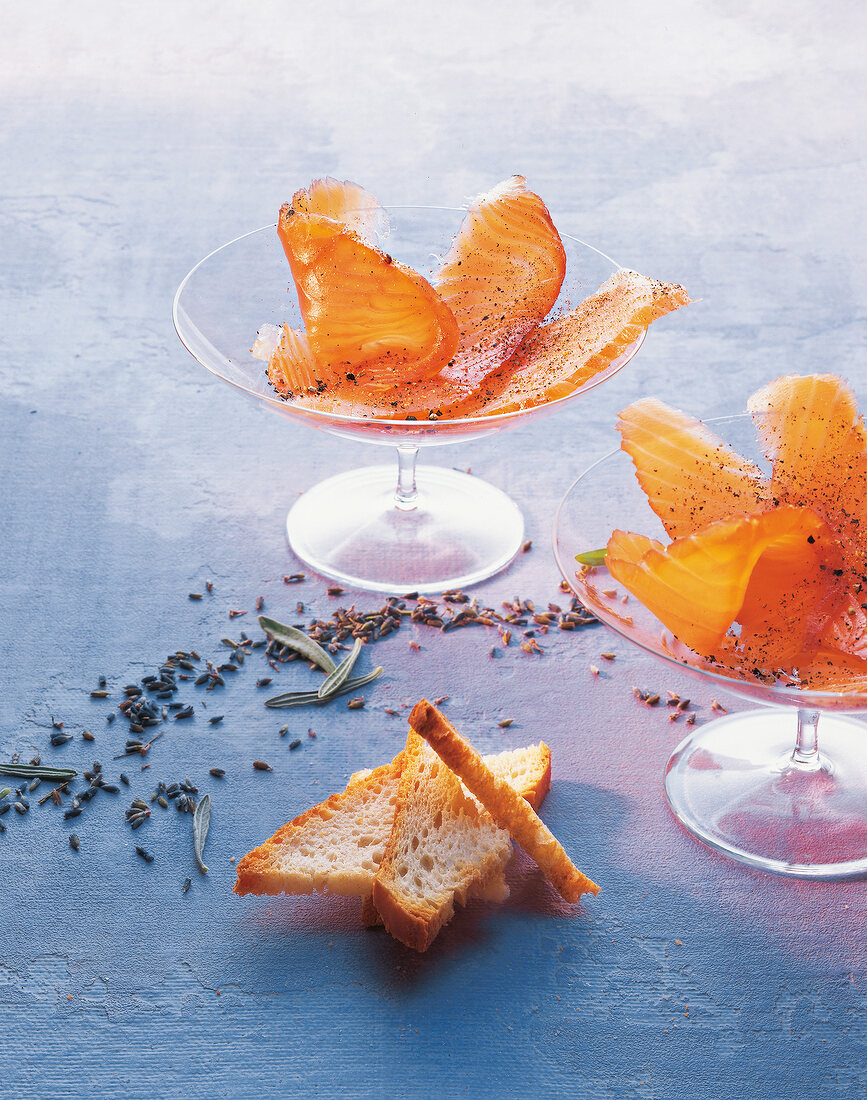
[526,757,551,810]
[372,879,441,952]
[410,700,599,902]
[359,894,382,927]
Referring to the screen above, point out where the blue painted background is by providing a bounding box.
[1,3,865,1096]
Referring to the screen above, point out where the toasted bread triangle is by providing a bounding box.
[234,741,551,901]
[372,731,514,951]
[410,699,599,903]
[233,756,403,898]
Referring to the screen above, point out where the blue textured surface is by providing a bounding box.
[1,3,865,1097]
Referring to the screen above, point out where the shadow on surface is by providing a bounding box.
[232,781,625,987]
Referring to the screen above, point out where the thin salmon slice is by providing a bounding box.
[617,396,772,538]
[254,325,478,419]
[734,521,846,668]
[749,373,867,577]
[290,177,387,244]
[278,204,459,387]
[270,374,479,421]
[796,646,867,691]
[816,586,867,660]
[606,506,840,665]
[473,270,690,417]
[265,325,322,396]
[434,176,566,389]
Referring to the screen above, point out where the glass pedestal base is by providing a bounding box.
[665,710,867,878]
[286,465,524,594]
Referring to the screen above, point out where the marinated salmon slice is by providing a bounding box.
[269,374,479,421]
[262,177,691,420]
[434,176,566,389]
[278,203,459,387]
[734,522,847,668]
[795,646,867,691]
[473,270,690,416]
[264,325,322,396]
[617,396,772,538]
[816,586,867,660]
[606,506,841,665]
[254,325,476,420]
[290,177,387,244]
[749,373,867,578]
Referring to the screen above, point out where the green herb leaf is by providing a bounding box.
[317,637,363,700]
[574,549,607,567]
[258,615,336,674]
[193,793,210,874]
[264,666,384,709]
[0,764,78,781]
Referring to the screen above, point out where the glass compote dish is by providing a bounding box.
[554,414,867,879]
[173,207,646,594]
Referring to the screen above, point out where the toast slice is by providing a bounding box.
[234,741,551,901]
[234,756,403,898]
[410,699,599,902]
[358,740,550,929]
[372,731,514,951]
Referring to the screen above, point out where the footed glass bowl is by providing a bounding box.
[554,414,867,879]
[174,207,645,593]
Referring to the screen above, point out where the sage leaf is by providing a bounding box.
[265,666,383,709]
[258,615,336,674]
[574,549,607,567]
[317,637,363,700]
[193,793,211,874]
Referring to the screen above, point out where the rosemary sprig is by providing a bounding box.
[193,793,210,874]
[258,615,336,674]
[317,637,363,700]
[265,667,384,709]
[0,764,78,781]
[575,549,607,567]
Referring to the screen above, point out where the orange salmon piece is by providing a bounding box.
[271,374,478,421]
[796,646,867,691]
[816,586,867,660]
[734,523,846,668]
[606,506,840,665]
[475,270,690,416]
[278,204,459,388]
[434,176,566,389]
[266,325,322,396]
[617,396,772,538]
[748,373,867,578]
[290,177,386,244]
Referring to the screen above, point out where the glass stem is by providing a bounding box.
[394,445,419,511]
[791,708,821,770]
